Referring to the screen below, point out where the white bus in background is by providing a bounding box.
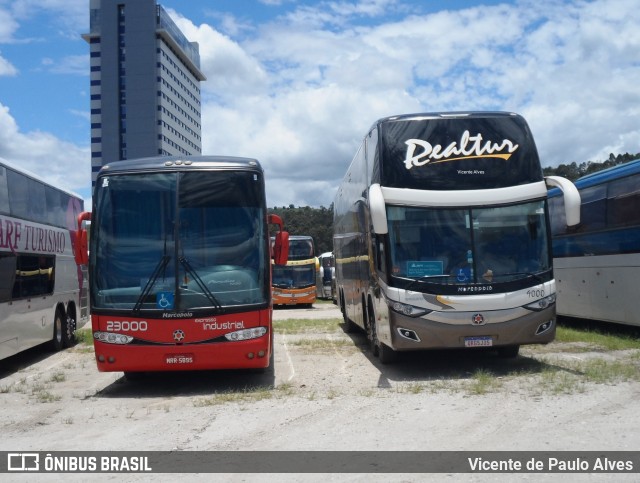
[549,158,640,326]
[316,252,335,300]
[0,157,88,361]
[334,112,581,363]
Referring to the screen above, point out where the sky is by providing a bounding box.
[0,0,639,209]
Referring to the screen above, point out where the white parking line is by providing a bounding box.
[280,331,296,383]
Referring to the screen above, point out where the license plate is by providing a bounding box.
[464,336,493,348]
[166,353,194,364]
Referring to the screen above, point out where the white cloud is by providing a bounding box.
[178,0,640,207]
[42,54,87,75]
[0,102,89,197]
[0,52,17,76]
[0,7,19,42]
[4,0,640,209]
[8,0,87,38]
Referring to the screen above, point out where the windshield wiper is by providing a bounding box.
[179,257,223,311]
[133,255,171,314]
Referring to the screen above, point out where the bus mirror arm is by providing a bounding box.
[75,211,92,266]
[268,214,289,265]
[545,176,581,227]
[369,183,388,234]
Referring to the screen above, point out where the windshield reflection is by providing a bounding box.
[91,171,267,312]
[388,200,551,290]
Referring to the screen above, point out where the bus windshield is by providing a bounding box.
[271,237,315,289]
[91,170,267,313]
[387,199,551,292]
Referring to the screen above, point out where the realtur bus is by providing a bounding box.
[272,235,317,307]
[549,158,640,326]
[75,156,288,375]
[333,112,581,362]
[0,157,87,360]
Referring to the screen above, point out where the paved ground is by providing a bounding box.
[0,301,638,481]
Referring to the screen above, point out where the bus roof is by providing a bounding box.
[0,156,83,200]
[98,155,263,176]
[572,157,640,188]
[548,157,640,196]
[372,111,520,129]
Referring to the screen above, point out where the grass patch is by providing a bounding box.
[535,367,586,395]
[555,326,640,351]
[289,338,356,353]
[49,371,66,383]
[274,318,341,334]
[193,387,273,407]
[465,369,503,395]
[75,329,94,345]
[579,359,640,384]
[193,383,296,407]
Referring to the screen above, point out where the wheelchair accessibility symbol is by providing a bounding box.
[157,291,174,310]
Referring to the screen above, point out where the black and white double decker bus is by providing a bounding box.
[333,112,580,362]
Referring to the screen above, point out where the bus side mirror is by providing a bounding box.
[369,183,388,234]
[75,211,91,266]
[268,214,289,265]
[545,176,581,226]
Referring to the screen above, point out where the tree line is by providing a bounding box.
[268,204,334,255]
[270,152,640,255]
[542,152,640,181]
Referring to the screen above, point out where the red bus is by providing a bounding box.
[75,156,288,376]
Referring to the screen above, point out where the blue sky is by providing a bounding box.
[0,0,639,208]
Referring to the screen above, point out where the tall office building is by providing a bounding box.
[83,0,206,187]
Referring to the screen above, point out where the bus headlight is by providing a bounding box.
[94,332,134,344]
[525,294,556,311]
[224,327,267,341]
[389,301,428,318]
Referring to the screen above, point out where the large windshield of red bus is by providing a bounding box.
[90,170,268,314]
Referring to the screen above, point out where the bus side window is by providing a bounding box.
[0,254,17,303]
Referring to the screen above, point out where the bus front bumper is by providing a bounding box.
[386,305,556,351]
[93,336,272,372]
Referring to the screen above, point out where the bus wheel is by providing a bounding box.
[497,345,520,358]
[50,310,69,352]
[63,314,77,348]
[341,297,356,333]
[367,305,396,364]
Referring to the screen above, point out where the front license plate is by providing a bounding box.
[464,336,493,348]
[166,353,194,364]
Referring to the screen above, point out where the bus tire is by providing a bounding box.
[50,310,69,352]
[63,313,77,348]
[341,293,356,333]
[367,302,397,364]
[497,345,520,358]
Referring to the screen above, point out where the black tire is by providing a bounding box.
[341,293,356,333]
[497,345,520,358]
[63,314,77,348]
[50,310,69,352]
[367,302,396,364]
